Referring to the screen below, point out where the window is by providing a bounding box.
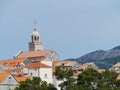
[44,74,47,78]
[35,68,37,71]
[34,36,36,40]
[9,77,11,80]
[37,37,39,40]
[51,51,53,53]
[30,73,33,76]
[32,36,34,42]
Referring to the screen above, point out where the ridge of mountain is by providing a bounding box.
[71,45,120,69]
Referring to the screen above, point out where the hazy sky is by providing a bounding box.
[0,0,120,59]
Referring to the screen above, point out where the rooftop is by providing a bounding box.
[16,50,50,58]
[25,62,51,69]
[0,58,26,67]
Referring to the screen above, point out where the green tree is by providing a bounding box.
[14,77,57,90]
[77,68,120,90]
[54,66,120,90]
[77,68,99,86]
[98,70,118,88]
[54,66,74,90]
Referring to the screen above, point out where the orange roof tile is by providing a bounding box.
[0,71,11,83]
[25,62,51,68]
[52,61,59,66]
[14,76,31,82]
[40,57,46,61]
[0,58,26,67]
[16,50,50,58]
[15,68,21,74]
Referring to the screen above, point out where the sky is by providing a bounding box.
[0,0,120,60]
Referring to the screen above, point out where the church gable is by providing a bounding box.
[0,74,19,90]
[1,74,18,85]
[45,49,59,61]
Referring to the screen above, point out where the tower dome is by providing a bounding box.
[32,22,40,36]
[32,30,40,37]
[29,22,43,51]
[31,22,40,42]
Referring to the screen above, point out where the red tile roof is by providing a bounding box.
[25,62,51,69]
[15,68,22,74]
[0,71,11,83]
[52,61,59,66]
[16,50,50,58]
[14,75,31,82]
[0,58,26,67]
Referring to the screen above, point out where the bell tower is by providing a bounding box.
[29,22,43,51]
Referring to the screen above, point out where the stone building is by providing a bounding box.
[0,23,60,89]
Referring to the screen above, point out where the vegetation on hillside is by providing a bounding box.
[98,56,120,69]
[55,67,120,90]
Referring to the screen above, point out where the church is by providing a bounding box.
[0,23,60,90]
[15,22,59,61]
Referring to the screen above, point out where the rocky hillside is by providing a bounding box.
[72,46,120,69]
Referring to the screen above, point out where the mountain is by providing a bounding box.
[72,45,120,69]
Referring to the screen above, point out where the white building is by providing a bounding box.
[23,62,53,84]
[0,72,18,90]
